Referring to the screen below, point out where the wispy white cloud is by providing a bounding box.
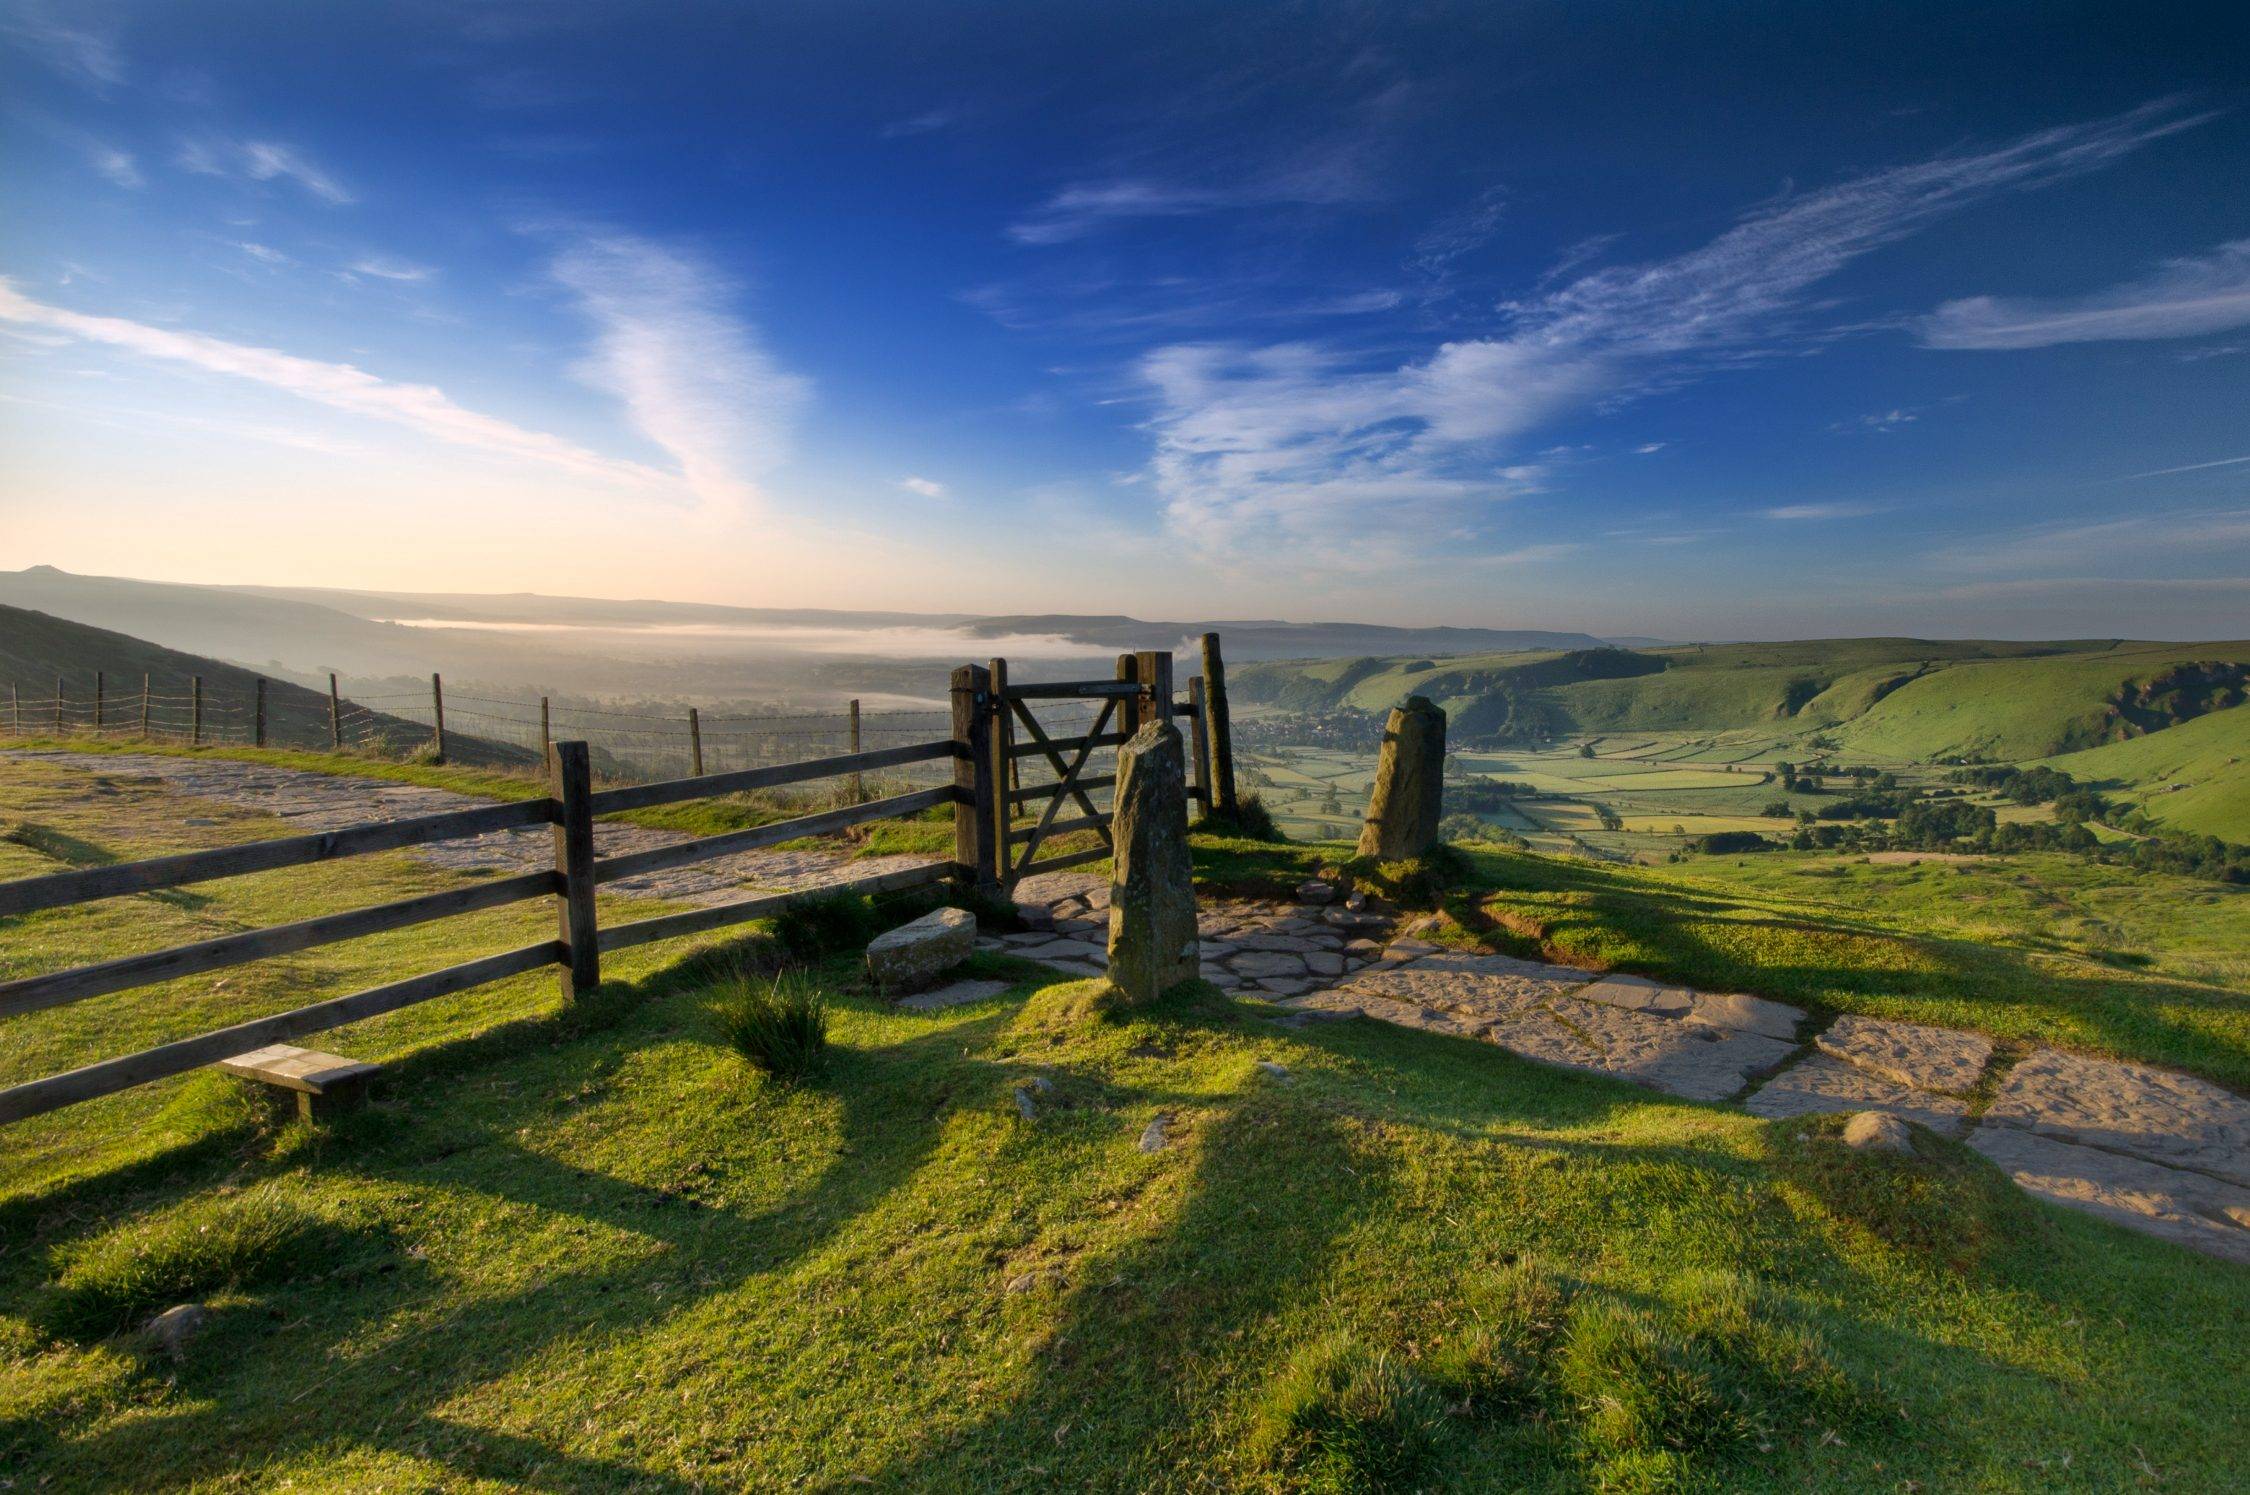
[1831,408,1918,433]
[2,4,123,87]
[347,255,437,282]
[1010,131,1386,245]
[0,276,665,487]
[1633,441,1668,455]
[1138,100,2205,560]
[2122,453,2250,480]
[89,145,142,188]
[898,475,947,499]
[1763,502,1882,521]
[1928,507,2250,576]
[881,106,968,139]
[549,231,811,519]
[178,137,354,204]
[1918,238,2250,349]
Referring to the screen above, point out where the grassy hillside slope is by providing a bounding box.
[0,753,2245,1488]
[0,604,535,768]
[2040,703,2250,841]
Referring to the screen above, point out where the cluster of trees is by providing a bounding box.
[1233,711,1390,751]
[1442,780,1539,813]
[1950,764,2075,803]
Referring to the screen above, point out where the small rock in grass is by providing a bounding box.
[1139,1114,1172,1153]
[1842,1111,1914,1154]
[1013,1086,1039,1121]
[1256,1060,1289,1080]
[1296,880,1336,905]
[144,1303,211,1361]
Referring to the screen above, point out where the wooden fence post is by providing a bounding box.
[191,676,203,745]
[94,672,104,734]
[950,664,999,896]
[540,697,551,758]
[1115,654,1142,738]
[1188,675,1210,817]
[253,678,267,748]
[847,698,863,804]
[1136,650,1173,727]
[1199,632,1238,816]
[53,676,63,735]
[140,674,151,739]
[328,674,341,749]
[430,673,446,764]
[987,658,1012,879]
[688,707,704,777]
[549,740,600,1000]
[10,682,19,735]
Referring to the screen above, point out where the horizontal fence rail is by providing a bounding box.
[0,634,1246,1127]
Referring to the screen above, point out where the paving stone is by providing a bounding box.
[898,978,1013,1012]
[1255,976,1311,997]
[1682,990,1804,1043]
[1574,974,1694,1018]
[1330,952,1588,1022]
[1281,990,1490,1040]
[1742,1054,1969,1136]
[1843,1111,1915,1153]
[1547,995,1798,1102]
[1304,950,1345,977]
[1228,950,1310,978]
[1968,1124,2250,1266]
[1982,1049,2250,1187]
[1020,938,1108,964]
[1235,933,1318,953]
[1817,1015,1992,1095]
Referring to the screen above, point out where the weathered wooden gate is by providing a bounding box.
[951,635,1238,896]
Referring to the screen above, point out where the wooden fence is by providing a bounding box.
[0,637,1241,1127]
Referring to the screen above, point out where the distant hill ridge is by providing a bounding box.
[1235,636,2250,765]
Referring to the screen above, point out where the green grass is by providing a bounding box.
[3,747,2248,1488]
[2040,702,2250,841]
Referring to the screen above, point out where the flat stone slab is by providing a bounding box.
[898,978,1013,1012]
[1282,990,1493,1041]
[1574,974,1694,1018]
[1816,1015,1991,1095]
[866,906,977,995]
[1680,990,1804,1042]
[1968,1124,2250,1265]
[1019,938,1107,964]
[1548,995,1798,1102]
[1743,1054,1969,1136]
[1983,1049,2250,1188]
[1330,953,1589,1021]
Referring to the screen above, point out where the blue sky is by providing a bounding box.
[2,1,2247,638]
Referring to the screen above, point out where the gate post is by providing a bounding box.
[1114,654,1142,737]
[950,664,1000,896]
[1187,675,1210,817]
[550,740,600,1000]
[1198,632,1239,817]
[1136,650,1174,725]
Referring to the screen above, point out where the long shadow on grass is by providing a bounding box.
[5,955,1042,1489]
[1469,855,2250,1091]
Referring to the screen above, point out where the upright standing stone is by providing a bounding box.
[1107,721,1199,1003]
[1357,696,1446,860]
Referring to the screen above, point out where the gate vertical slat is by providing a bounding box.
[951,664,999,894]
[987,656,1014,883]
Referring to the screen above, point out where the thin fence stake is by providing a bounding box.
[191,676,203,746]
[848,698,862,804]
[140,674,151,739]
[431,673,446,764]
[688,707,704,776]
[540,696,551,758]
[94,672,104,734]
[253,678,267,748]
[54,675,63,735]
[328,673,341,750]
[10,682,19,735]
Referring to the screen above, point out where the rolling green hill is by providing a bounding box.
[0,604,535,769]
[2040,702,2250,842]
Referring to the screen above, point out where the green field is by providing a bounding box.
[1,747,2247,1489]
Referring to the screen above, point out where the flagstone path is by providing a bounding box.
[8,748,2247,1265]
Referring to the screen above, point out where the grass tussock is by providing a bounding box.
[1247,1332,1449,1492]
[1199,792,1285,842]
[41,1184,356,1339]
[709,969,831,1084]
[1763,1114,2037,1273]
